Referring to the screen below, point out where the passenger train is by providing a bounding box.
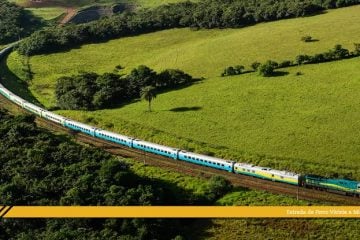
[0,45,359,197]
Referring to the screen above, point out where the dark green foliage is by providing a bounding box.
[17,0,360,56]
[258,60,278,77]
[296,54,311,65]
[295,44,356,65]
[278,60,293,68]
[55,72,98,110]
[221,65,245,77]
[127,65,157,98]
[251,61,261,71]
[0,0,23,44]
[0,110,194,239]
[205,175,232,201]
[0,0,42,44]
[354,43,360,55]
[55,65,194,110]
[157,69,193,88]
[221,44,359,78]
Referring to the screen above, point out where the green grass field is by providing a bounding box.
[197,218,360,239]
[8,5,359,106]
[26,7,66,20]
[3,6,360,179]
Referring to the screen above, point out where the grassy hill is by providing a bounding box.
[3,6,360,178]
[56,58,360,179]
[8,5,359,106]
[8,0,195,24]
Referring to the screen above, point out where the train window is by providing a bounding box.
[272,174,274,177]
[243,168,245,171]
[247,170,250,172]
[280,176,284,179]
[252,170,255,173]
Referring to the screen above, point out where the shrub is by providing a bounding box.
[301,35,313,42]
[258,60,278,77]
[251,61,261,71]
[354,43,360,55]
[278,60,293,68]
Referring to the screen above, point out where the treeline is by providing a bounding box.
[0,110,231,239]
[0,0,41,44]
[221,44,360,77]
[17,0,360,56]
[55,65,194,110]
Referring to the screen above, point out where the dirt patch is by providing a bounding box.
[60,7,77,24]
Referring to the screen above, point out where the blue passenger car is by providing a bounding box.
[64,120,96,137]
[95,129,133,148]
[132,139,178,159]
[178,150,234,172]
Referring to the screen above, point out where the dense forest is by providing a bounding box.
[0,0,40,44]
[55,65,194,110]
[0,110,230,239]
[17,0,360,56]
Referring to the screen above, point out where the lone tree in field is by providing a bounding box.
[141,86,157,112]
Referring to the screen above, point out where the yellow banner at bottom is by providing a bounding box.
[1,206,360,218]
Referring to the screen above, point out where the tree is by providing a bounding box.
[128,65,157,98]
[295,54,311,65]
[205,175,232,201]
[258,60,278,77]
[234,65,245,74]
[354,43,360,55]
[141,86,157,112]
[301,35,313,42]
[251,61,261,71]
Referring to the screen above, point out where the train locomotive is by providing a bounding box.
[0,45,359,198]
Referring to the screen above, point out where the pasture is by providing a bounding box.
[3,6,360,179]
[54,58,360,179]
[7,5,360,107]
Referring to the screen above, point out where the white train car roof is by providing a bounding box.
[96,129,133,141]
[0,83,12,94]
[42,110,67,120]
[267,169,300,178]
[65,119,97,131]
[23,102,43,111]
[133,139,178,152]
[180,150,234,165]
[235,162,299,178]
[10,94,26,103]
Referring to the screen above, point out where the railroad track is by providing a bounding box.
[0,94,359,205]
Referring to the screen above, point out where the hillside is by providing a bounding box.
[56,58,360,179]
[2,6,360,179]
[7,5,359,105]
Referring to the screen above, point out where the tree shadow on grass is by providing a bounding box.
[305,39,319,42]
[269,71,289,77]
[169,106,202,112]
[0,55,42,106]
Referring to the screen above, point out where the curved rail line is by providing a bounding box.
[0,44,359,205]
